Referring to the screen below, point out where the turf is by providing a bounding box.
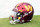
[0,15,40,27]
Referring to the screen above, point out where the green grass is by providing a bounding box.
[0,15,40,27]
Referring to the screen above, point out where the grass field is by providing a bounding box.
[0,15,40,27]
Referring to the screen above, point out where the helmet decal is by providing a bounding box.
[24,5,28,11]
[15,3,33,12]
[30,6,32,11]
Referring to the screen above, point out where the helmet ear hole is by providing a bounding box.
[22,8,24,9]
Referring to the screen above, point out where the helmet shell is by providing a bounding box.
[13,2,34,23]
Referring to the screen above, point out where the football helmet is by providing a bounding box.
[10,2,34,24]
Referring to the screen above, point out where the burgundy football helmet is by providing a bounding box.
[10,2,34,23]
